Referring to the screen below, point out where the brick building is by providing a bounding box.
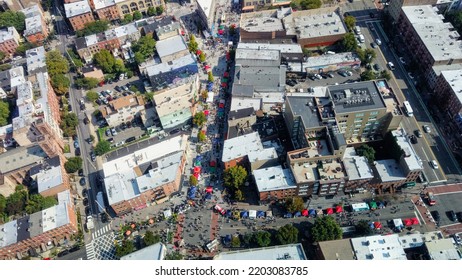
[253,165,297,202]
[65,0,95,31]
[115,0,164,17]
[93,0,121,21]
[29,156,70,198]
[101,94,146,127]
[0,27,20,55]
[22,4,49,45]
[434,70,462,130]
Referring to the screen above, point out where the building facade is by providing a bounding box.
[0,27,20,55]
[94,0,121,21]
[65,1,95,31]
[102,94,146,127]
[115,0,164,17]
[22,4,49,45]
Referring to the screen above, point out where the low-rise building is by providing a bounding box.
[115,0,164,18]
[22,4,49,45]
[196,0,216,31]
[434,69,462,131]
[120,242,166,260]
[316,239,355,260]
[0,196,77,260]
[155,35,189,63]
[289,52,361,74]
[342,147,374,193]
[253,165,297,201]
[65,0,95,31]
[103,135,188,215]
[94,0,121,21]
[0,27,20,55]
[350,234,407,260]
[214,243,307,260]
[221,131,264,170]
[101,94,146,127]
[29,156,70,198]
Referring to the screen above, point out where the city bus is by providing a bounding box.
[403,101,414,117]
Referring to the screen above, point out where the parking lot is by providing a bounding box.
[428,192,462,227]
[286,68,362,91]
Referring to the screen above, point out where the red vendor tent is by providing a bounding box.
[223,72,229,78]
[204,110,209,116]
[221,82,227,88]
[335,205,343,213]
[210,160,216,167]
[326,208,334,215]
[374,222,382,229]
[193,166,201,173]
[301,209,308,217]
[196,50,202,55]
[403,219,412,226]
[206,186,213,193]
[411,217,419,225]
[204,65,211,70]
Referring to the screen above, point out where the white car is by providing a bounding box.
[314,74,322,79]
[423,125,431,133]
[375,38,382,45]
[387,62,395,70]
[430,160,439,169]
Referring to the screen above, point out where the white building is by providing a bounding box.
[101,94,146,127]
[253,165,297,194]
[350,234,407,260]
[214,243,307,260]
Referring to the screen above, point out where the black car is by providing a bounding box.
[82,188,87,197]
[83,117,89,125]
[68,104,72,111]
[83,198,89,206]
[457,212,462,222]
[101,213,109,223]
[57,250,69,257]
[447,210,457,222]
[338,70,348,77]
[78,169,84,176]
[80,103,85,110]
[75,147,81,156]
[431,210,441,223]
[79,177,86,186]
[85,207,91,216]
[126,136,136,143]
[90,152,96,162]
[169,128,180,135]
[115,85,122,92]
[409,135,418,144]
[69,246,80,253]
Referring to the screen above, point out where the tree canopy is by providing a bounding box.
[275,224,299,245]
[285,197,304,213]
[76,20,110,37]
[132,35,156,64]
[223,165,247,200]
[199,52,206,63]
[133,11,142,21]
[75,77,100,90]
[355,144,376,163]
[25,195,57,214]
[310,216,342,242]
[355,220,374,236]
[189,175,198,186]
[378,70,391,81]
[341,33,357,52]
[360,70,376,81]
[291,0,322,10]
[61,113,79,137]
[86,90,99,103]
[0,11,26,33]
[0,100,10,126]
[357,48,376,65]
[197,131,206,142]
[5,189,27,216]
[115,240,135,258]
[147,7,157,16]
[143,230,161,246]
[121,14,133,25]
[64,157,83,173]
[94,50,126,74]
[51,74,71,95]
[231,235,241,248]
[165,251,184,260]
[207,72,214,82]
[253,231,272,247]
[193,111,207,127]
[46,51,70,76]
[95,140,111,156]
[188,34,198,53]
[344,16,356,32]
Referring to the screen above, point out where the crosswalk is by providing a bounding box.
[85,243,96,260]
[91,224,112,239]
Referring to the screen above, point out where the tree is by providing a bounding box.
[5,189,27,216]
[197,131,206,142]
[133,11,142,21]
[188,34,198,53]
[51,74,70,94]
[234,189,244,201]
[207,72,214,82]
[360,70,376,81]
[379,70,391,81]
[243,233,253,247]
[341,33,357,52]
[121,14,133,25]
[143,230,160,246]
[302,48,312,57]
[0,51,5,61]
[46,51,69,76]
[189,175,198,186]
[95,140,111,156]
[310,216,342,242]
[86,90,99,103]
[285,197,304,213]
[165,251,184,260]
[0,100,10,126]
[76,20,109,37]
[0,11,26,32]
[145,91,154,101]
[15,42,36,56]
[75,77,99,90]
[357,48,376,65]
[299,0,322,10]
[25,194,57,214]
[94,49,117,73]
[156,6,164,15]
[0,63,11,71]
[147,7,157,16]
[61,113,79,137]
[115,240,135,258]
[253,231,272,247]
[132,35,156,64]
[64,157,83,173]
[231,235,241,248]
[193,111,207,127]
[355,220,374,236]
[201,90,208,100]
[0,194,6,214]
[223,165,247,191]
[356,144,376,163]
[199,52,206,63]
[275,224,299,245]
[344,16,356,32]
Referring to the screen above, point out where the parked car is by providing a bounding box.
[75,147,81,156]
[409,135,418,144]
[370,42,377,49]
[74,140,79,149]
[375,38,382,45]
[79,177,86,186]
[78,169,84,176]
[327,72,335,78]
[126,136,136,143]
[57,250,69,258]
[447,210,457,222]
[423,125,431,133]
[106,129,111,137]
[90,152,96,162]
[453,234,462,245]
[431,210,440,223]
[111,128,117,136]
[430,160,439,169]
[457,212,462,222]
[387,62,395,70]
[122,85,129,91]
[169,128,180,135]
[115,85,122,92]
[338,70,348,77]
[415,130,423,138]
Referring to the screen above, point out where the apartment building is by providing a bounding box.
[342,147,374,193]
[155,35,189,63]
[388,0,438,21]
[115,0,164,17]
[253,165,297,202]
[240,0,291,12]
[103,135,188,215]
[0,198,77,260]
[196,0,216,31]
[222,132,264,170]
[397,5,462,84]
[434,70,462,130]
[22,4,49,45]
[64,0,95,31]
[29,156,70,198]
[0,27,20,55]
[153,74,198,129]
[101,94,146,127]
[94,0,121,21]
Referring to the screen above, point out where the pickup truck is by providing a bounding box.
[86,216,94,230]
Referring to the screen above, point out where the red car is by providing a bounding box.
[214,204,226,215]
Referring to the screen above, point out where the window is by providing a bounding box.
[354,118,363,122]
[355,113,364,117]
[370,111,378,115]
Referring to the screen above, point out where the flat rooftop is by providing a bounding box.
[93,0,115,10]
[197,0,215,19]
[291,157,346,184]
[214,243,307,260]
[240,10,285,33]
[441,69,462,105]
[234,65,286,92]
[156,35,187,60]
[351,234,407,260]
[237,42,302,54]
[343,147,374,181]
[328,81,386,114]
[64,0,92,18]
[253,166,297,193]
[402,5,462,62]
[26,46,46,74]
[235,48,280,62]
[284,7,347,39]
[230,97,261,112]
[317,239,355,260]
[120,243,166,260]
[0,145,46,174]
[286,96,323,129]
[392,129,422,171]
[222,132,263,162]
[374,159,406,182]
[35,165,64,194]
[248,146,277,163]
[304,52,359,69]
[146,53,197,77]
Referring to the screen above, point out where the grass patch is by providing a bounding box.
[97,127,107,141]
[63,144,70,153]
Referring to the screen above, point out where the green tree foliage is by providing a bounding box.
[355,220,374,236]
[234,189,244,201]
[379,70,391,81]
[189,175,198,186]
[94,49,116,73]
[76,20,109,37]
[285,197,304,213]
[310,216,342,242]
[156,6,164,15]
[253,231,272,247]
[446,11,462,35]
[132,35,156,64]
[292,0,322,10]
[115,240,135,258]
[275,224,299,245]
[201,90,208,100]
[223,165,247,192]
[199,52,206,63]
[0,64,11,71]
[207,72,214,82]
[344,16,356,32]
[231,235,241,248]
[64,157,83,173]
[165,251,184,260]
[302,48,312,57]
[133,11,142,21]
[243,233,253,247]
[25,195,57,214]
[121,14,133,25]
[0,100,10,126]
[143,230,161,246]
[61,113,79,137]
[86,90,99,102]
[197,131,206,142]
[193,111,207,127]
[384,132,404,161]
[95,140,111,156]
[147,7,157,16]
[5,189,27,216]
[357,48,376,65]
[75,77,99,90]
[360,70,376,81]
[46,51,70,76]
[0,51,5,61]
[67,48,84,68]
[342,33,357,52]
[145,91,154,101]
[0,194,6,214]
[356,144,376,163]
[15,42,36,56]
[51,74,70,94]
[0,11,26,32]
[188,34,198,53]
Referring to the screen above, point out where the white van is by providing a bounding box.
[358,34,365,43]
[355,26,361,35]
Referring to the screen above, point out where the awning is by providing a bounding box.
[374,222,382,229]
[404,219,412,226]
[242,5,254,11]
[326,208,334,215]
[335,205,343,213]
[204,65,211,70]
[223,72,229,77]
[301,209,309,216]
[257,211,265,218]
[226,210,232,217]
[369,201,377,209]
[249,210,257,219]
[206,186,213,193]
[221,82,227,88]
[294,211,301,217]
[196,50,202,55]
[411,217,419,225]
[204,110,209,116]
[210,160,216,167]
[240,211,249,218]
[308,209,316,217]
[284,213,293,218]
[219,103,225,108]
[204,193,212,200]
[193,166,201,173]
[218,29,224,35]
[265,210,273,217]
[393,219,403,229]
